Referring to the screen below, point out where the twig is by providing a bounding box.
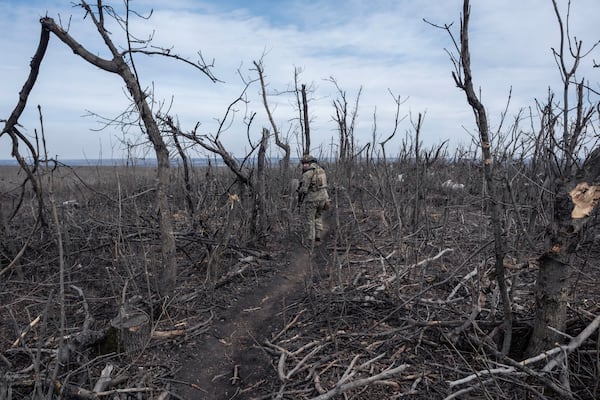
[272,310,305,342]
[12,315,41,348]
[308,364,410,400]
[214,262,250,288]
[93,364,114,393]
[71,284,93,331]
[446,266,477,301]
[543,313,600,372]
[286,344,328,380]
[0,220,40,279]
[385,248,454,284]
[447,334,575,399]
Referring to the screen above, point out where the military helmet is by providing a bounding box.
[301,154,317,164]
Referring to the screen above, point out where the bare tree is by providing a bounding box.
[0,26,48,232]
[254,127,270,241]
[378,92,408,245]
[254,60,291,168]
[159,76,282,244]
[159,81,258,189]
[526,0,600,356]
[291,69,317,157]
[431,0,512,355]
[38,0,217,297]
[329,78,362,163]
[301,84,311,155]
[168,117,199,230]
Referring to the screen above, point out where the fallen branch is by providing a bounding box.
[214,262,251,288]
[449,314,600,390]
[12,315,41,348]
[152,312,214,340]
[449,366,525,387]
[447,334,575,399]
[446,266,477,301]
[93,364,114,393]
[151,329,187,339]
[286,343,328,380]
[308,364,410,400]
[272,309,305,342]
[385,248,454,284]
[71,284,93,331]
[543,314,600,372]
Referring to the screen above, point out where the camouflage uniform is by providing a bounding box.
[298,156,330,243]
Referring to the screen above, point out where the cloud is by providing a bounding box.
[1,0,599,160]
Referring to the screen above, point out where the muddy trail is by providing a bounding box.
[172,230,332,399]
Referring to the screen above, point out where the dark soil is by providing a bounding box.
[172,231,330,399]
[172,219,331,400]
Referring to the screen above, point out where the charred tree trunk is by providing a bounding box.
[530,253,571,353]
[526,0,599,356]
[330,79,361,164]
[412,113,423,229]
[171,126,197,230]
[301,84,310,155]
[254,60,290,169]
[1,26,49,229]
[253,127,269,242]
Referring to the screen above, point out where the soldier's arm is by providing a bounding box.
[299,171,312,194]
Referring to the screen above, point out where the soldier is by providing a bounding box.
[297,154,330,244]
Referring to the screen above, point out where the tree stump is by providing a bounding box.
[110,311,150,354]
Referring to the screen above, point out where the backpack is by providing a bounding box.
[311,166,327,190]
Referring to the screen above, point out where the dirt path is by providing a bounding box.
[172,237,327,399]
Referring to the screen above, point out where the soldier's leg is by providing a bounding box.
[314,205,324,241]
[302,202,317,242]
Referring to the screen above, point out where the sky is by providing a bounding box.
[1,0,599,161]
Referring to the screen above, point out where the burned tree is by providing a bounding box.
[439,0,512,355]
[301,84,311,156]
[254,59,291,169]
[329,77,362,163]
[526,0,600,356]
[36,0,217,297]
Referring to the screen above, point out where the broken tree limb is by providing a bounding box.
[151,329,186,340]
[446,266,477,301]
[447,334,575,399]
[214,262,251,289]
[543,313,600,372]
[12,315,41,348]
[272,309,305,342]
[286,344,328,380]
[93,364,114,393]
[71,284,93,332]
[308,364,410,400]
[277,352,287,382]
[385,248,454,284]
[569,182,600,218]
[449,366,525,387]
